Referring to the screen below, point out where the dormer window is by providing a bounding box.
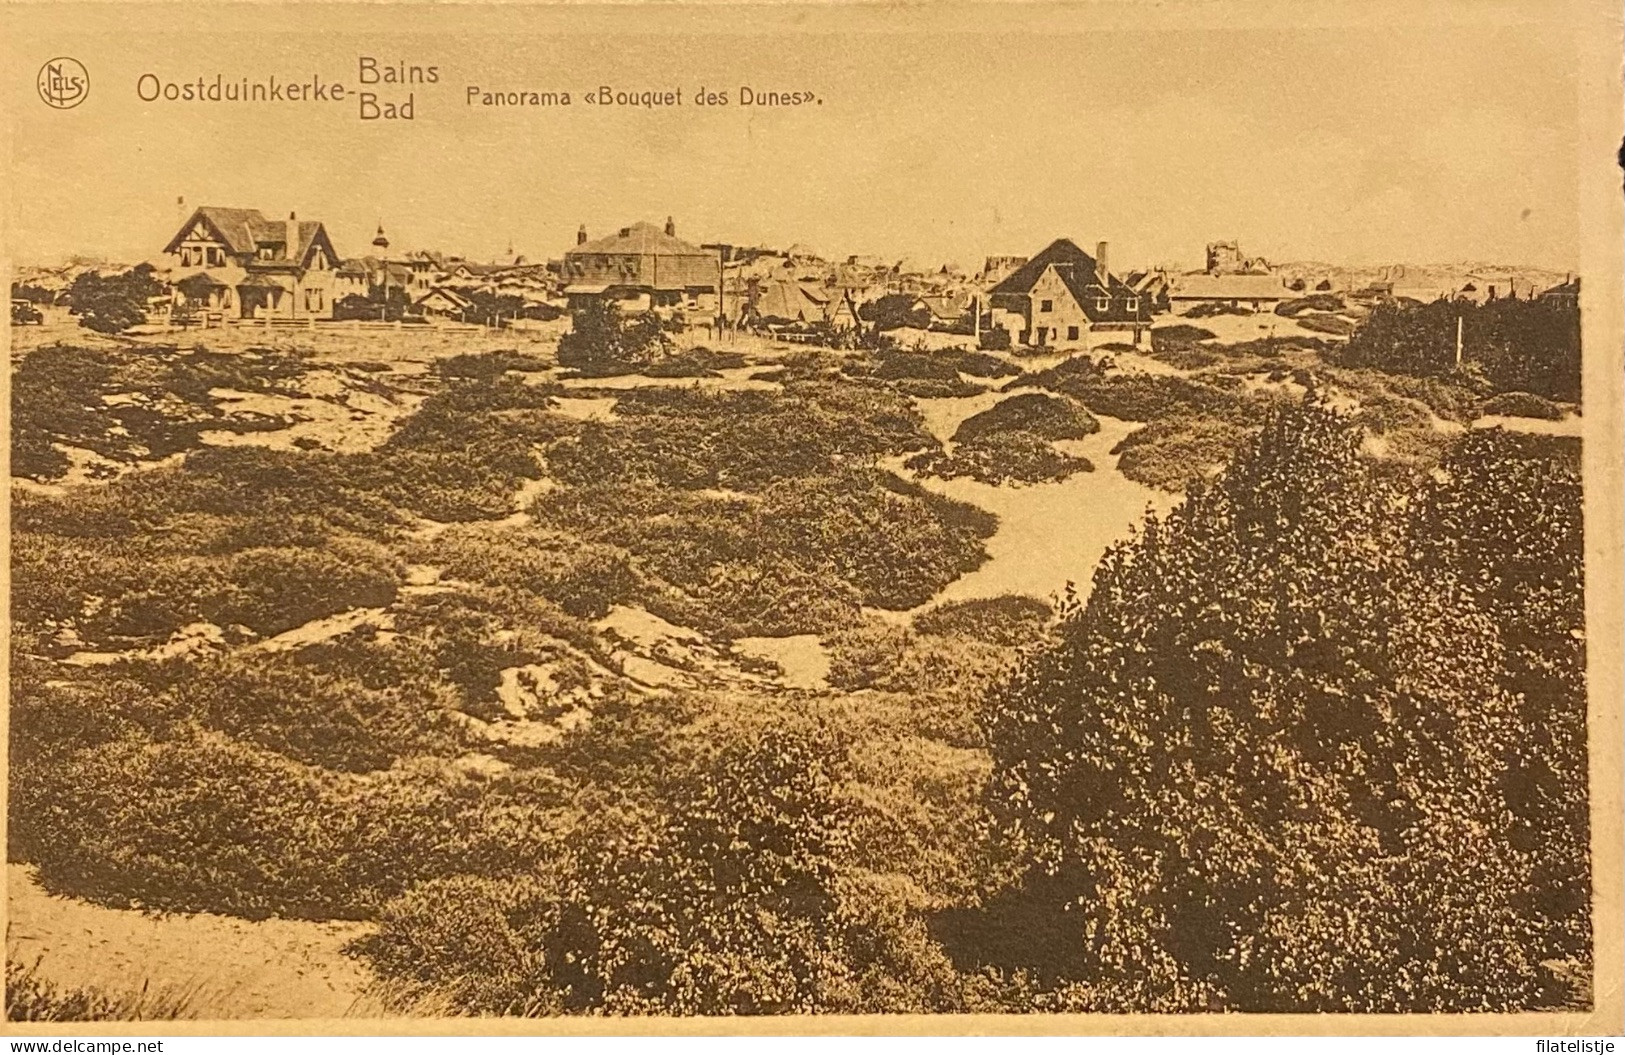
[1125,296,1139,313]
[1096,297,1111,312]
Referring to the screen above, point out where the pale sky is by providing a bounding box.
[3,2,1584,272]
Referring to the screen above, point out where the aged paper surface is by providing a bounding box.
[1,0,1621,1035]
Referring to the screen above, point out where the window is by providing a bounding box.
[1039,299,1053,312]
[1096,297,1111,312]
[1125,297,1139,313]
[1066,326,1080,341]
[305,288,324,312]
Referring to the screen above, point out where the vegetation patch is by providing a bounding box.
[433,349,552,379]
[1151,324,1218,345]
[6,958,196,1022]
[976,400,1588,1010]
[545,382,935,492]
[535,468,995,636]
[10,344,316,481]
[1294,312,1357,336]
[1013,356,1272,424]
[1110,415,1256,491]
[639,345,748,378]
[953,393,1099,444]
[912,594,1054,647]
[1338,298,1580,402]
[1481,391,1568,420]
[1275,294,1345,317]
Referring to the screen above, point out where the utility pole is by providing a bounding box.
[716,244,727,342]
[1454,312,1464,370]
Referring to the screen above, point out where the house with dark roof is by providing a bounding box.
[985,239,1151,348]
[561,217,718,312]
[163,206,341,319]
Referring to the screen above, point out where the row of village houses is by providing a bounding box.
[155,204,1580,349]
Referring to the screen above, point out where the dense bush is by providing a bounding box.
[9,344,315,480]
[68,265,164,334]
[13,731,571,920]
[166,652,458,772]
[364,724,966,1015]
[1275,295,1345,317]
[905,392,1100,486]
[557,301,673,377]
[1111,416,1255,491]
[416,525,643,620]
[980,399,1565,1011]
[1181,302,1253,319]
[1018,362,1269,425]
[1480,391,1567,420]
[913,594,1053,646]
[1150,324,1217,346]
[12,531,400,646]
[860,293,933,332]
[1415,430,1588,963]
[536,468,994,636]
[953,393,1099,444]
[640,346,748,378]
[950,349,1022,379]
[333,286,412,322]
[545,383,935,492]
[433,349,552,379]
[822,618,1012,699]
[1293,312,1357,337]
[1339,298,1580,402]
[978,327,1013,352]
[906,431,1093,486]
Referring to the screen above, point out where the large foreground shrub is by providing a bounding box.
[980,399,1566,1011]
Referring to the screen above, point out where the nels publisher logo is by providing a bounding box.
[38,57,89,109]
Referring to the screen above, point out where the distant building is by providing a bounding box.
[561,216,718,311]
[1540,276,1580,306]
[163,205,340,319]
[1205,240,1273,275]
[415,286,474,319]
[747,278,832,326]
[1166,272,1289,312]
[1123,269,1173,313]
[920,292,973,332]
[981,254,1028,277]
[985,239,1151,347]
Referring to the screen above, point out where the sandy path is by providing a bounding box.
[8,865,378,1020]
[902,415,1177,610]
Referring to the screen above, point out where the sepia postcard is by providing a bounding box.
[1,0,1621,1036]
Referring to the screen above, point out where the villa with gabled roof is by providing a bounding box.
[986,238,1151,348]
[163,206,341,319]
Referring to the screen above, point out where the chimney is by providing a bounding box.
[665,216,676,237]
[1096,241,1109,284]
[287,211,299,260]
[577,224,587,246]
[176,195,186,229]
